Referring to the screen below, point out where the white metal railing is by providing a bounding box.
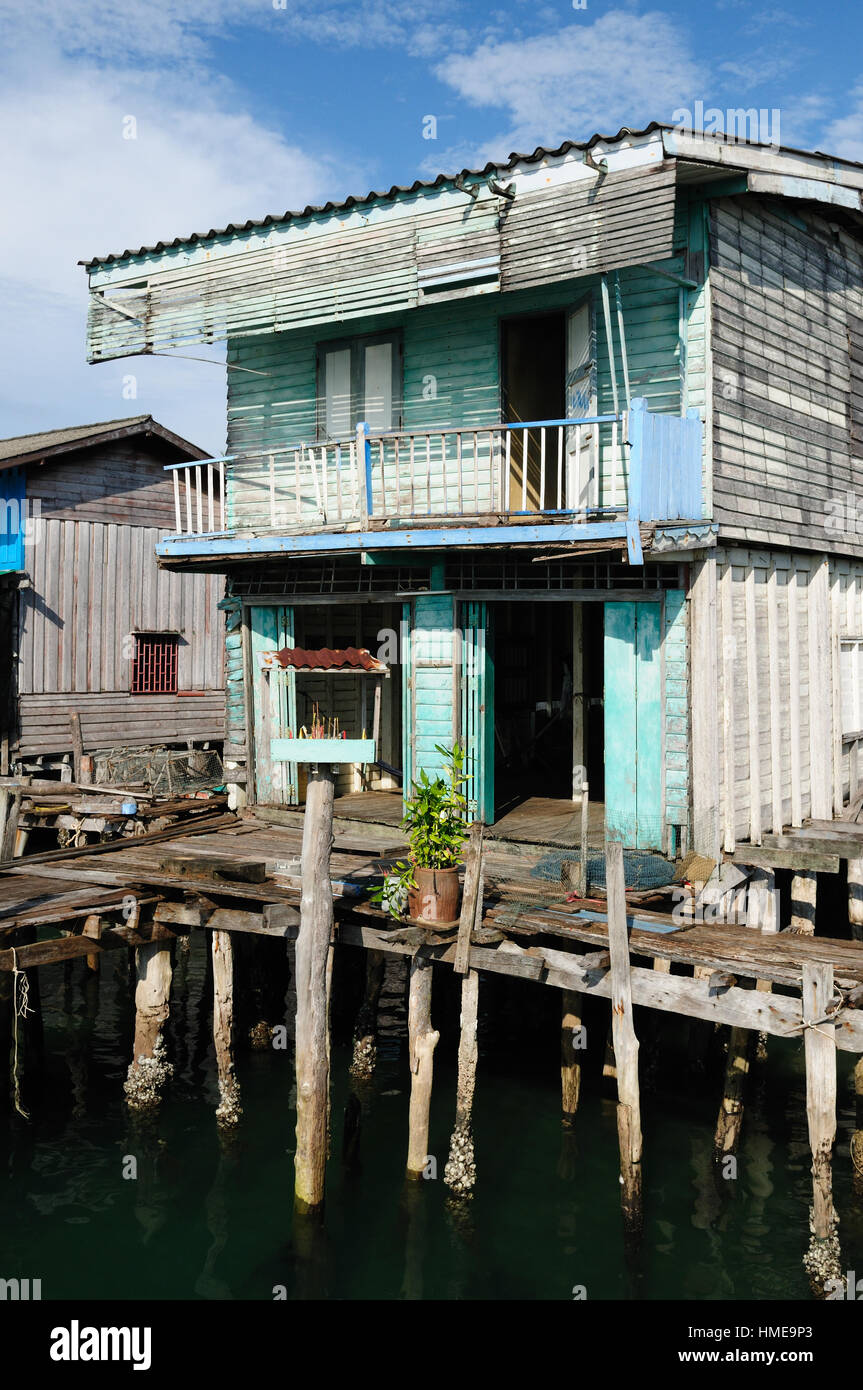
[165,457,226,533]
[164,414,626,538]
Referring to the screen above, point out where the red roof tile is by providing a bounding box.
[273,645,387,673]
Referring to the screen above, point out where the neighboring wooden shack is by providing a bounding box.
[0,415,225,773]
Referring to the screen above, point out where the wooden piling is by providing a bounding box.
[606,838,643,1236]
[212,929,241,1127]
[790,871,817,936]
[801,960,842,1290]
[406,953,439,1180]
[124,922,174,1109]
[444,968,479,1197]
[714,1026,751,1159]
[348,948,385,1080]
[560,989,583,1127]
[849,858,863,942]
[293,765,335,1216]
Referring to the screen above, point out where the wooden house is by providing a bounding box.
[0,416,225,775]
[78,124,863,857]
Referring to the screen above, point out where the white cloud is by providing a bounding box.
[820,83,863,163]
[0,41,340,452]
[434,10,707,163]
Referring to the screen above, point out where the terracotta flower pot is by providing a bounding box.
[408,865,461,924]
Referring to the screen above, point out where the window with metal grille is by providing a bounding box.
[132,633,179,694]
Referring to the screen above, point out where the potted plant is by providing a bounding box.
[374,743,469,926]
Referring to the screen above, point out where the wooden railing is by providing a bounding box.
[165,401,703,537]
[165,458,226,534]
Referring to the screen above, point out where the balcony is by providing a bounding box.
[160,399,704,566]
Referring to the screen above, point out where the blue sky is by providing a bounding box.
[1,0,862,453]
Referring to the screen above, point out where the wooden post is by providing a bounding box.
[801,961,841,1289]
[606,837,643,1236]
[406,953,439,1180]
[212,929,241,1127]
[790,871,817,935]
[714,1026,751,1159]
[849,859,863,942]
[70,712,83,785]
[853,1056,863,1198]
[124,924,174,1109]
[444,968,479,1197]
[560,990,583,1127]
[294,765,335,1216]
[348,949,385,1080]
[82,913,102,973]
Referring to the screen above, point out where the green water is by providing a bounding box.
[2,934,861,1301]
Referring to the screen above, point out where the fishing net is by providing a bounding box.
[93,746,224,795]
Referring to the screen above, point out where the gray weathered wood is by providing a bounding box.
[606,838,643,1234]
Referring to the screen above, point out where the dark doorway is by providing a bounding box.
[501,313,566,510]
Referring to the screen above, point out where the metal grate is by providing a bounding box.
[131,634,178,694]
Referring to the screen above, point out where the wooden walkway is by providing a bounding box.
[1,815,862,1003]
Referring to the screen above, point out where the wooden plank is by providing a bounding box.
[731,846,840,874]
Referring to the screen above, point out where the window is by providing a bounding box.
[132,633,179,694]
[840,637,863,737]
[317,332,401,440]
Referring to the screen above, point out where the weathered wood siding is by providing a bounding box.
[663,588,689,842]
[86,145,677,361]
[16,516,224,755]
[17,692,225,756]
[706,547,852,849]
[710,196,863,552]
[25,440,178,527]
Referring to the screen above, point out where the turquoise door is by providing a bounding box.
[402,593,457,804]
[250,605,297,805]
[460,601,495,823]
[604,601,662,849]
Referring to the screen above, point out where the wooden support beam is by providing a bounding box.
[733,846,839,875]
[606,838,643,1236]
[212,929,241,1127]
[293,767,335,1216]
[124,918,174,1110]
[444,968,479,1197]
[714,1026,751,1159]
[802,960,842,1291]
[406,954,439,1179]
[560,989,584,1128]
[349,948,385,1080]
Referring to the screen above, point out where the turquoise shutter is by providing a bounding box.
[250,605,297,805]
[604,601,662,849]
[460,600,495,823]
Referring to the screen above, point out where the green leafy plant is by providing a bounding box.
[370,743,469,920]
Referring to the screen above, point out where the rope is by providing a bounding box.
[789,988,846,1042]
[11,947,32,1120]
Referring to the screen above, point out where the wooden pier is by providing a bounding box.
[3,803,863,1287]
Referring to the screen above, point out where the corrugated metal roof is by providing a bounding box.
[82,124,671,269]
[0,415,209,469]
[273,645,388,673]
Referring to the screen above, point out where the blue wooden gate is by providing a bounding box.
[604,601,662,849]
